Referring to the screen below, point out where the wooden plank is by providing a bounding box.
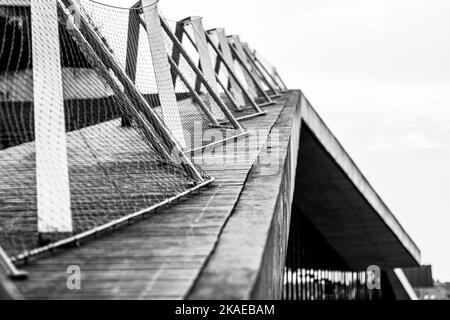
[31,0,72,233]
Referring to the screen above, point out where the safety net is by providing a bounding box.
[0,0,211,261]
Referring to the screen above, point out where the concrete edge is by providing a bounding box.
[299,92,421,266]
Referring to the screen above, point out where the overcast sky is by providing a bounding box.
[97,0,450,282]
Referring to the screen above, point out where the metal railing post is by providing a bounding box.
[59,0,204,182]
[178,26,243,112]
[142,0,186,149]
[209,28,246,108]
[32,0,73,235]
[123,8,141,126]
[0,245,26,300]
[167,56,220,127]
[181,17,219,95]
[160,18,244,132]
[204,32,264,113]
[251,49,284,92]
[228,35,274,104]
[242,43,280,97]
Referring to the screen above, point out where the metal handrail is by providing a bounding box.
[0,246,28,280]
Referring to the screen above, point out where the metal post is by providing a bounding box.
[227,36,257,98]
[167,56,220,127]
[178,17,228,120]
[239,44,264,90]
[170,22,185,85]
[160,18,244,132]
[242,43,280,97]
[0,246,25,299]
[137,15,243,130]
[210,28,246,107]
[181,17,219,94]
[180,27,243,111]
[204,32,263,113]
[123,8,141,126]
[58,0,203,182]
[229,36,273,104]
[0,245,28,281]
[215,74,242,112]
[142,0,186,149]
[32,0,73,234]
[251,49,284,92]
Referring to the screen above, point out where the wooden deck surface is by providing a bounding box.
[0,118,193,257]
[13,95,287,299]
[0,94,244,257]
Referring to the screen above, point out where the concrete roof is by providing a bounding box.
[295,93,421,269]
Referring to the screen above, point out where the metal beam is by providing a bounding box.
[170,22,185,85]
[142,0,186,149]
[59,0,204,182]
[32,0,73,234]
[123,8,141,126]
[228,36,273,104]
[0,245,27,300]
[242,43,280,97]
[204,32,263,113]
[250,49,285,92]
[211,28,246,107]
[167,56,220,127]
[181,17,219,95]
[227,36,257,98]
[180,27,243,112]
[160,18,244,132]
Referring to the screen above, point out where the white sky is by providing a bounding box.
[98,0,450,282]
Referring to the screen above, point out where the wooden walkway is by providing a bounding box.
[14,95,288,299]
[0,118,192,257]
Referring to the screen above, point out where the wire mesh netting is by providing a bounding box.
[204,28,265,119]
[0,1,210,259]
[173,20,267,120]
[225,36,273,106]
[252,49,287,92]
[240,43,279,97]
[159,15,246,145]
[72,0,245,151]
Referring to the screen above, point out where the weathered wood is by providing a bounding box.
[187,92,301,300]
[14,94,286,300]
